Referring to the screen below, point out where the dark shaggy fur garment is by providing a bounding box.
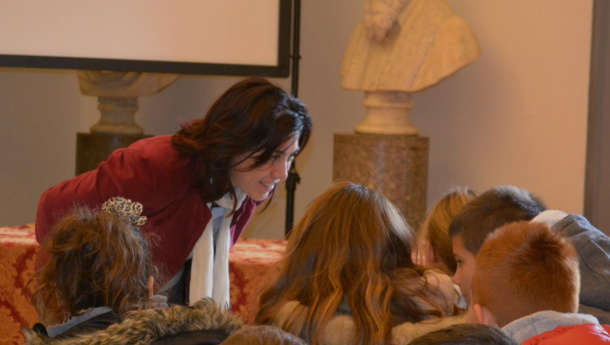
[23,299,245,345]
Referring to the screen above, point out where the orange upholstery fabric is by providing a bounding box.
[0,224,285,345]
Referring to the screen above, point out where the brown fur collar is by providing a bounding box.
[23,299,245,345]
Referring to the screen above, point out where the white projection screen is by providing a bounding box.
[0,0,292,77]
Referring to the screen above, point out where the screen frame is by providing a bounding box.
[0,0,292,77]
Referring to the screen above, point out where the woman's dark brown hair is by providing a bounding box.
[171,77,312,210]
[31,206,156,323]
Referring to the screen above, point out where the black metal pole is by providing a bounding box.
[285,0,301,236]
[290,0,301,98]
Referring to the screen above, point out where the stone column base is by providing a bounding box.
[76,132,152,176]
[333,133,429,231]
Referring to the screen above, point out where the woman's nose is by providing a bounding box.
[271,160,290,181]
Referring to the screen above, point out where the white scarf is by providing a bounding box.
[189,188,246,307]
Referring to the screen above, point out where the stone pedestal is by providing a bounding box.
[75,95,151,176]
[333,133,428,231]
[356,92,419,135]
[76,132,151,175]
[91,97,143,135]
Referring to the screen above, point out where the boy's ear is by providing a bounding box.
[473,304,498,326]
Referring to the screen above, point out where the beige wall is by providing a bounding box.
[0,1,594,239]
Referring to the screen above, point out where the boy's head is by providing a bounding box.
[449,185,546,302]
[471,221,580,327]
[409,323,518,345]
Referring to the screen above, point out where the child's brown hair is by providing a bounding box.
[222,325,307,345]
[409,323,518,345]
[472,221,579,327]
[256,181,456,345]
[417,187,479,273]
[32,205,157,324]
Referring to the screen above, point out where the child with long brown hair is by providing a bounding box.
[414,187,479,274]
[25,198,244,344]
[255,181,464,345]
[31,198,158,334]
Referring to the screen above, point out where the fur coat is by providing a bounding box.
[22,299,244,345]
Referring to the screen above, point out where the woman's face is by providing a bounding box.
[230,135,300,201]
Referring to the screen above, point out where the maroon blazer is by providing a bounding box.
[35,135,258,282]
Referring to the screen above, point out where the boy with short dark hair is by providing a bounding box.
[470,221,610,343]
[450,185,546,256]
[449,186,545,305]
[409,323,518,345]
[221,325,307,345]
[449,185,610,323]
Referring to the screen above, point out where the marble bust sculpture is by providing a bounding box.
[341,0,481,135]
[78,71,178,135]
